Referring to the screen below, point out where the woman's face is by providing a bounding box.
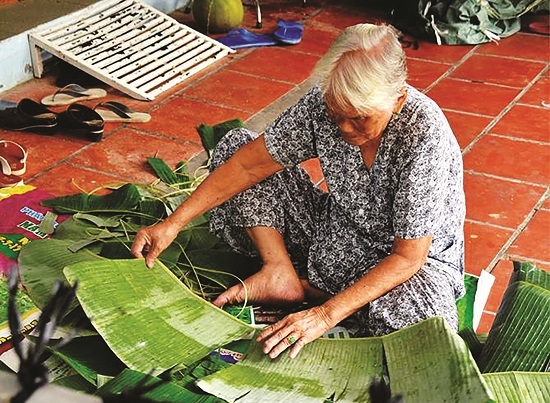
[328,105,393,147]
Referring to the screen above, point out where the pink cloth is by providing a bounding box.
[0,188,68,274]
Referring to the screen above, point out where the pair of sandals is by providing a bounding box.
[41,84,151,123]
[0,140,27,188]
[217,20,304,50]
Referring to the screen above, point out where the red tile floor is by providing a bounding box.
[1,0,549,334]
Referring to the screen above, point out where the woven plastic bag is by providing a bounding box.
[391,0,547,44]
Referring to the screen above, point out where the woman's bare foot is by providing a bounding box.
[212,261,304,307]
[301,279,331,305]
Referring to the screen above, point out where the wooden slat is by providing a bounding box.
[28,0,234,101]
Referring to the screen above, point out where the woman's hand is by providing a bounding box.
[131,219,180,268]
[256,305,335,359]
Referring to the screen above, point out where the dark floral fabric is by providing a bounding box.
[209,85,466,335]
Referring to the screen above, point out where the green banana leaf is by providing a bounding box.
[0,279,38,325]
[511,261,550,290]
[478,281,550,373]
[40,183,142,214]
[197,317,493,403]
[95,368,224,402]
[50,335,127,386]
[383,317,492,402]
[18,238,103,311]
[456,273,478,331]
[196,118,245,158]
[53,374,97,394]
[147,157,192,189]
[63,259,253,375]
[483,372,550,403]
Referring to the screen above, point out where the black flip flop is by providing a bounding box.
[58,103,104,142]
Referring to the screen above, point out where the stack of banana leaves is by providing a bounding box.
[1,119,549,402]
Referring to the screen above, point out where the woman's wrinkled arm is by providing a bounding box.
[257,235,432,359]
[131,134,284,267]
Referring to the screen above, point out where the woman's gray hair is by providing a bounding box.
[313,23,407,115]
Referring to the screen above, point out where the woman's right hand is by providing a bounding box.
[131,219,180,268]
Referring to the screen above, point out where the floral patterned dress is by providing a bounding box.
[209,85,465,336]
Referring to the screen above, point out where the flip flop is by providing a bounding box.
[0,171,23,188]
[41,83,107,106]
[0,100,17,111]
[58,103,104,142]
[94,101,151,123]
[0,140,27,176]
[217,28,278,49]
[273,20,303,45]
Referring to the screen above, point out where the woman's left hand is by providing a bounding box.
[256,305,335,359]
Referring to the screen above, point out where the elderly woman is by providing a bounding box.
[132,23,465,359]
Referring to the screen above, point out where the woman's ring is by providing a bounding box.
[288,335,297,344]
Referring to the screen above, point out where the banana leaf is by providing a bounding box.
[95,368,224,402]
[459,326,484,363]
[478,281,550,373]
[197,317,493,403]
[0,279,38,325]
[52,216,122,243]
[63,259,253,375]
[184,226,223,251]
[456,273,478,331]
[184,249,260,288]
[196,118,245,158]
[49,335,127,386]
[511,261,550,290]
[483,372,550,403]
[383,317,492,402]
[53,374,97,394]
[147,157,192,189]
[18,238,103,311]
[40,183,142,214]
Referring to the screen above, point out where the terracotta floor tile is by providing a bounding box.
[541,196,550,210]
[507,209,550,264]
[519,72,550,107]
[403,36,474,64]
[27,163,129,197]
[67,128,204,185]
[182,70,294,113]
[464,220,514,276]
[406,59,451,91]
[427,78,521,116]
[443,111,492,150]
[464,172,546,229]
[0,77,59,104]
[476,311,495,335]
[292,24,340,56]
[451,54,546,88]
[484,260,514,313]
[476,32,550,62]
[226,47,320,84]
[300,158,325,189]
[463,134,550,185]
[491,104,550,143]
[534,261,550,272]
[310,1,381,30]
[139,97,250,143]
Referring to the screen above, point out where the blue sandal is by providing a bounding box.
[273,20,303,45]
[217,28,278,49]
